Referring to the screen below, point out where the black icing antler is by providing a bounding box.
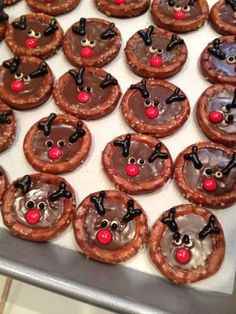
[100,23,117,40]
[130,79,149,99]
[113,134,131,158]
[148,143,168,163]
[166,34,184,52]
[229,88,236,109]
[223,153,236,175]
[68,68,85,87]
[168,0,175,6]
[166,88,186,104]
[69,121,86,143]
[123,200,142,223]
[2,56,20,74]
[49,183,72,202]
[199,215,220,239]
[0,110,12,124]
[100,74,118,89]
[208,39,226,60]
[138,25,154,47]
[226,0,236,11]
[90,191,106,216]
[0,0,8,22]
[72,17,86,36]
[161,207,178,232]
[14,175,31,194]
[29,62,48,79]
[43,18,58,36]
[37,113,57,136]
[184,146,203,170]
[12,15,27,30]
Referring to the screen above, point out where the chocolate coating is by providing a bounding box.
[219,3,235,26]
[210,43,236,77]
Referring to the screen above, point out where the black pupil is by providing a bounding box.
[38,202,45,209]
[35,32,39,36]
[130,158,135,164]
[229,56,234,61]
[111,223,118,230]
[90,41,94,44]
[158,49,163,53]
[205,168,212,175]
[79,86,83,91]
[184,6,188,9]
[82,39,86,43]
[146,100,151,105]
[139,159,144,165]
[101,220,108,228]
[86,86,91,92]
[47,140,53,147]
[27,201,34,209]
[58,141,64,147]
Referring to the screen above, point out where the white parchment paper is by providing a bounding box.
[0,0,235,295]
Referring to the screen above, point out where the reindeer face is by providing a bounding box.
[219,0,236,26]
[159,0,201,20]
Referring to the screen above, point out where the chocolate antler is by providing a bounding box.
[29,62,48,79]
[199,215,220,239]
[2,56,20,74]
[148,143,168,163]
[44,18,58,36]
[189,0,196,5]
[168,0,175,6]
[223,153,236,175]
[49,183,72,202]
[229,88,236,109]
[69,121,86,143]
[184,146,203,169]
[0,0,8,22]
[161,207,178,232]
[0,110,12,124]
[123,200,142,223]
[138,25,154,47]
[130,79,149,99]
[101,23,117,40]
[100,74,118,89]
[68,68,85,87]
[226,0,236,11]
[90,191,106,216]
[12,15,27,30]
[37,113,57,136]
[166,88,186,104]
[208,39,226,60]
[166,34,184,51]
[72,18,86,36]
[14,175,31,194]
[113,134,131,158]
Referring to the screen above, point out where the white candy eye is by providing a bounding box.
[89,40,96,48]
[215,171,223,179]
[37,202,46,210]
[111,220,120,230]
[156,48,164,55]
[144,99,153,107]
[85,86,91,92]
[137,158,145,166]
[128,157,136,164]
[46,140,53,147]
[14,72,24,80]
[203,168,213,176]
[173,238,182,246]
[182,5,190,11]
[57,140,65,147]
[101,219,109,228]
[27,29,33,36]
[185,239,193,248]
[81,38,90,47]
[23,75,31,83]
[149,46,157,54]
[221,105,231,113]
[226,56,236,64]
[34,31,41,38]
[26,200,35,209]
[174,4,181,11]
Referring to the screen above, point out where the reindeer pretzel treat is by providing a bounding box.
[63,18,122,68]
[26,0,81,16]
[210,0,236,35]
[53,67,121,120]
[0,103,16,152]
[5,14,63,59]
[121,79,190,137]
[0,0,8,41]
[1,173,76,241]
[0,165,8,207]
[23,113,92,174]
[196,84,236,148]
[201,36,236,84]
[151,0,209,33]
[102,134,173,194]
[149,205,225,284]
[0,56,54,110]
[94,0,150,18]
[125,25,187,79]
[174,142,236,208]
[73,190,148,264]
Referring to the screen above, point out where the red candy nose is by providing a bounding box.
[203,178,217,192]
[209,111,223,123]
[97,229,112,245]
[114,0,126,3]
[11,80,25,92]
[25,209,41,225]
[175,248,191,264]
[150,56,163,67]
[174,10,186,20]
[81,47,93,58]
[26,38,38,48]
[77,91,91,103]
[145,107,159,119]
[48,147,62,160]
[125,164,140,177]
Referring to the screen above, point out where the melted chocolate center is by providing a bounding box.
[210,43,236,77]
[158,0,201,18]
[219,3,235,26]
[85,198,136,250]
[161,214,213,270]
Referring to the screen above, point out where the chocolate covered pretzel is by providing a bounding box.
[0,0,8,41]
[26,0,81,16]
[0,103,16,152]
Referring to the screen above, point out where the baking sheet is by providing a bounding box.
[0,0,235,295]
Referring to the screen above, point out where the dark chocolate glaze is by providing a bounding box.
[219,3,235,26]
[112,140,164,182]
[129,85,182,124]
[32,124,83,162]
[161,214,213,270]
[158,0,201,19]
[85,198,136,250]
[14,178,65,228]
[184,148,236,196]
[1,62,45,98]
[208,91,236,134]
[210,43,236,77]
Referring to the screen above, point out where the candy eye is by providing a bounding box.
[221,104,231,113]
[57,140,65,147]
[182,5,190,11]
[37,202,46,210]
[85,86,91,92]
[27,29,33,36]
[46,140,53,147]
[34,31,41,38]
[173,238,182,246]
[157,48,164,55]
[185,239,193,248]
[149,46,157,54]
[204,168,212,176]
[225,114,234,123]
[14,72,24,80]
[26,200,35,209]
[214,171,223,179]
[137,158,145,166]
[174,4,181,11]
[89,40,96,48]
[144,99,152,107]
[111,220,119,230]
[154,100,159,107]
[101,219,109,228]
[226,56,236,64]
[128,157,136,164]
[81,38,90,47]
[78,86,84,92]
[23,75,31,83]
